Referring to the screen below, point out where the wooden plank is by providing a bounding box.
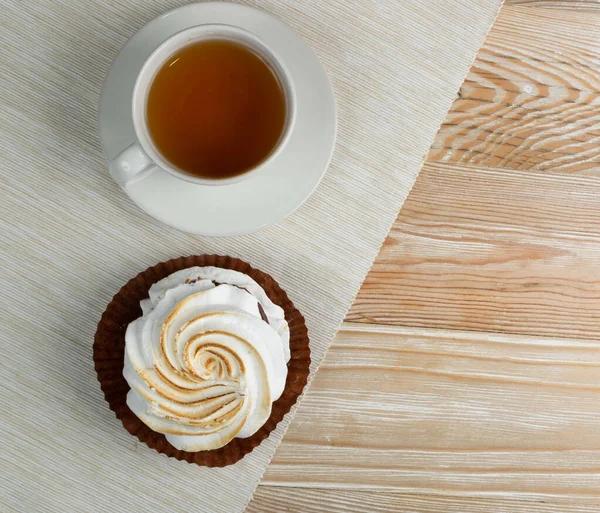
[507,1,600,9]
[262,323,600,497]
[346,161,600,339]
[250,487,600,512]
[428,6,600,173]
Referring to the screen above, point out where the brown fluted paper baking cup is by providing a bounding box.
[93,255,310,467]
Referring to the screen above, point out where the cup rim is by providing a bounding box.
[131,23,296,186]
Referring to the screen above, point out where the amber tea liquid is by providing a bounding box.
[146,40,286,180]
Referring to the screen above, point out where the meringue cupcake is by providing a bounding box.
[94,255,310,467]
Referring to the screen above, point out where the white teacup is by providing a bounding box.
[109,24,296,188]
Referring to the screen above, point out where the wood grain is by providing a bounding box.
[428,6,600,173]
[347,161,600,339]
[262,323,600,497]
[507,1,600,9]
[252,2,600,511]
[250,488,600,513]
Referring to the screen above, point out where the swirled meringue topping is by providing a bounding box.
[123,266,290,452]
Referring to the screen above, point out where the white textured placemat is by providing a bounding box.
[1,1,500,512]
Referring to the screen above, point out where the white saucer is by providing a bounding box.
[99,2,336,236]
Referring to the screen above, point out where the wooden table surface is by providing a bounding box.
[248,1,600,511]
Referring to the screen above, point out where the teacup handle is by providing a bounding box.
[109,143,155,187]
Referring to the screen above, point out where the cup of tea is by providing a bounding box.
[110,24,296,187]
